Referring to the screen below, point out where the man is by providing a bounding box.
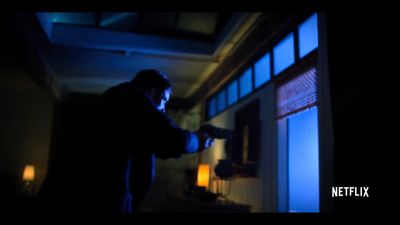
[37,69,214,214]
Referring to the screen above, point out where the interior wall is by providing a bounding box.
[0,62,56,195]
[201,82,277,212]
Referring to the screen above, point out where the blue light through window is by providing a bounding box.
[208,97,217,118]
[217,89,226,112]
[227,80,238,106]
[288,107,319,212]
[299,13,319,58]
[239,68,253,98]
[273,33,295,75]
[254,52,271,88]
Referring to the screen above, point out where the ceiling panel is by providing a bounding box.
[100,13,138,31]
[50,12,232,43]
[35,12,259,99]
[52,12,96,26]
[177,12,218,35]
[138,13,177,32]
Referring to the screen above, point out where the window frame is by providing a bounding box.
[206,13,318,120]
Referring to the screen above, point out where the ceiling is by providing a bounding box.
[35,12,262,99]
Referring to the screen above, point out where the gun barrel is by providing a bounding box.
[200,124,232,139]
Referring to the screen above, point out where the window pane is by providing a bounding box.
[254,52,271,88]
[299,13,319,58]
[208,97,217,118]
[277,118,288,212]
[288,106,319,212]
[227,80,238,106]
[217,89,226,112]
[273,33,295,75]
[239,68,253,98]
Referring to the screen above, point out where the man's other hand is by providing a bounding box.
[195,131,214,152]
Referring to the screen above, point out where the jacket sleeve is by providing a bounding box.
[139,96,199,159]
[147,109,200,159]
[99,84,199,159]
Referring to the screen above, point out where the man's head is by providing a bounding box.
[131,69,172,112]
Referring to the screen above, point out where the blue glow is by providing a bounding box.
[273,33,295,75]
[239,68,253,98]
[227,80,238,106]
[217,89,226,112]
[288,107,319,212]
[186,133,199,153]
[254,52,271,88]
[299,13,319,58]
[101,13,135,27]
[36,13,53,40]
[208,97,217,118]
[52,13,96,26]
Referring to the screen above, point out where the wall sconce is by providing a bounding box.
[197,164,210,189]
[23,165,35,183]
[22,165,35,196]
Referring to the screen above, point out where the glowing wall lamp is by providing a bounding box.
[22,165,35,196]
[23,165,35,183]
[197,164,210,189]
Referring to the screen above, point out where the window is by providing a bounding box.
[227,80,238,106]
[298,13,319,58]
[207,14,319,120]
[273,33,295,75]
[217,89,226,112]
[208,97,217,118]
[254,52,271,88]
[288,107,319,212]
[239,68,253,98]
[277,66,319,213]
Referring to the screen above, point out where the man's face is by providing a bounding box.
[153,87,172,112]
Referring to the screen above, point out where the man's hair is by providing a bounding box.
[131,69,172,94]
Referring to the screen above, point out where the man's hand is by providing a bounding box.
[195,131,215,152]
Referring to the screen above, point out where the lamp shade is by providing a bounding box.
[22,165,35,181]
[197,164,210,189]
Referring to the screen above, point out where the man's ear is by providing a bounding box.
[150,88,161,101]
[150,88,158,97]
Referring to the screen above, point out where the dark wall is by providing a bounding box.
[47,93,100,172]
[0,13,57,214]
[327,12,396,213]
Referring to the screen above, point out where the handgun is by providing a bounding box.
[199,124,232,139]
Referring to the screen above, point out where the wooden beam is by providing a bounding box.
[51,23,215,57]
